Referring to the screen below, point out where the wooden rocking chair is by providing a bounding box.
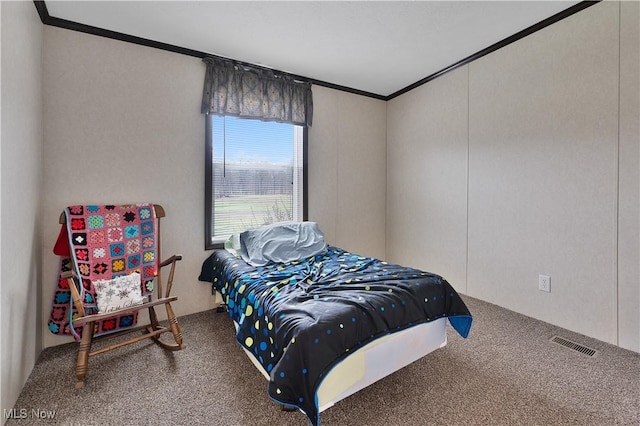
[54,204,184,388]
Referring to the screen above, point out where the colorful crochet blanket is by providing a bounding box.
[48,204,158,340]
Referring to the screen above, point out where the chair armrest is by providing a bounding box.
[159,254,182,268]
[59,269,85,316]
[157,254,182,297]
[61,270,76,280]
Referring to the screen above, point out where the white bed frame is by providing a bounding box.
[235,314,448,412]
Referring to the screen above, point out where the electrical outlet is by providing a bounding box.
[539,275,551,292]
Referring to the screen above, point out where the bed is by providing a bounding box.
[200,223,472,426]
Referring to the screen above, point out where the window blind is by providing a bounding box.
[210,115,303,241]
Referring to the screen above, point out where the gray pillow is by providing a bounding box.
[240,221,327,266]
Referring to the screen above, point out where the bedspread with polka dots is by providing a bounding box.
[207,246,472,426]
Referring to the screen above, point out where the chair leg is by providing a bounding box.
[75,322,94,389]
[148,305,160,329]
[165,302,183,349]
[146,305,183,351]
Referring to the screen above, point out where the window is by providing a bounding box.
[205,114,307,249]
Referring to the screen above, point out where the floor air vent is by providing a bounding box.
[550,336,597,357]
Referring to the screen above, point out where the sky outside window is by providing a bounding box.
[212,115,294,165]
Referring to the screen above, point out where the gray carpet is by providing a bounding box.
[8,296,639,425]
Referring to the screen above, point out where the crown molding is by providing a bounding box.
[386,1,600,100]
[34,1,600,101]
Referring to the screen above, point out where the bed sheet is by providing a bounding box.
[205,246,472,426]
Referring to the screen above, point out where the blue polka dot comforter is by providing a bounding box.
[207,246,473,426]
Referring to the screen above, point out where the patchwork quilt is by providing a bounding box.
[48,204,158,340]
[205,246,473,426]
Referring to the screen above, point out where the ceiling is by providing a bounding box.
[44,1,581,98]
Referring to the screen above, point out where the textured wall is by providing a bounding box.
[387,1,638,351]
[387,67,469,294]
[1,0,43,418]
[467,1,619,343]
[42,27,210,348]
[308,86,387,260]
[617,0,640,351]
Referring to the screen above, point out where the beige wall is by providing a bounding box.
[387,67,468,293]
[618,0,640,351]
[467,1,619,343]
[386,1,639,351]
[309,86,387,260]
[1,0,44,418]
[42,27,210,348]
[42,28,387,348]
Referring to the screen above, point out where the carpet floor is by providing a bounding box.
[7,296,639,425]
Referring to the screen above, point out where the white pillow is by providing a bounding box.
[239,221,327,266]
[93,272,144,314]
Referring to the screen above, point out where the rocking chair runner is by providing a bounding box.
[52,203,184,388]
